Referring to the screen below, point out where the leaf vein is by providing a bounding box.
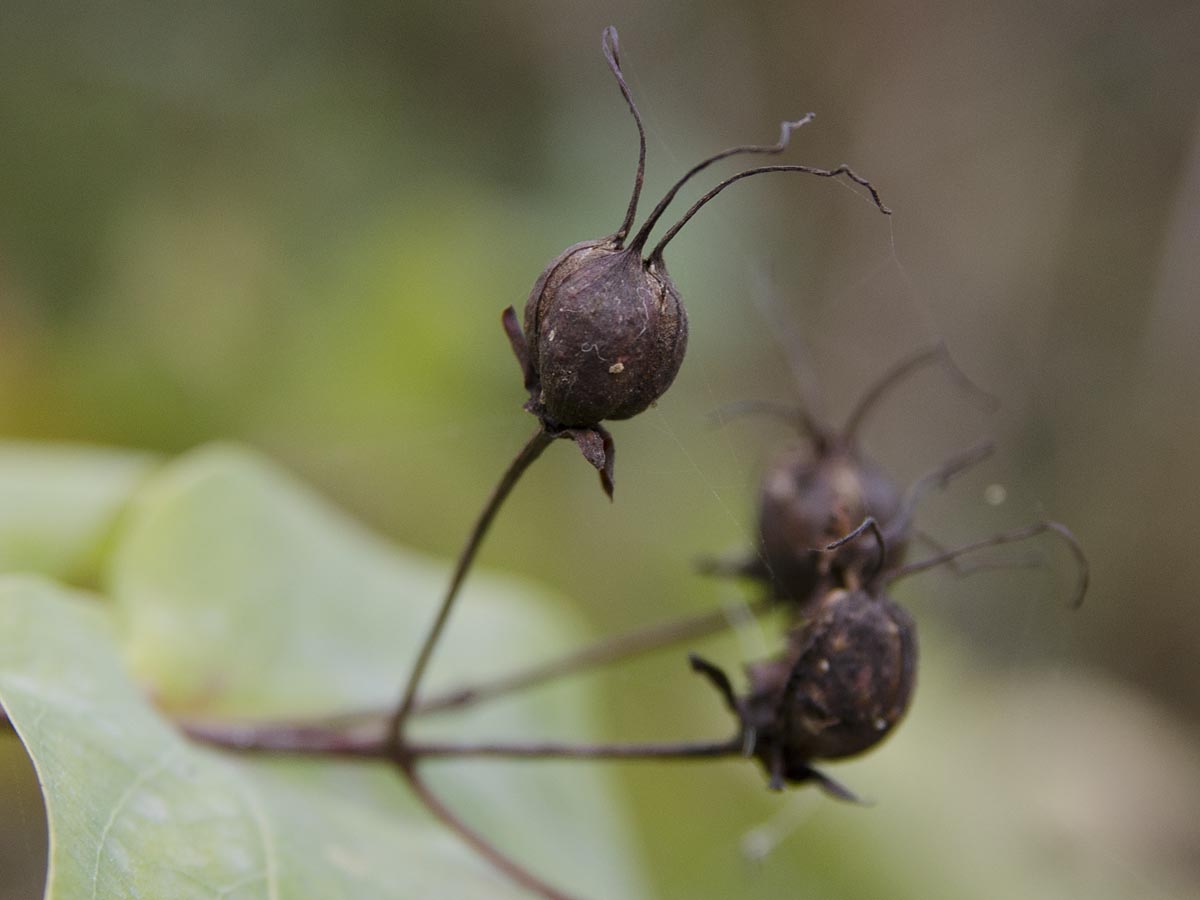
[90,745,181,900]
[232,768,282,900]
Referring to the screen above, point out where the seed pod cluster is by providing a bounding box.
[686,340,1089,800]
[408,30,1083,885]
[688,511,1088,801]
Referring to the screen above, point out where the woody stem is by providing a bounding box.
[387,428,555,754]
[397,760,583,900]
[417,599,770,715]
[180,718,744,764]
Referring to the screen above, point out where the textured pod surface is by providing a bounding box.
[747,588,916,781]
[757,449,905,606]
[523,241,688,428]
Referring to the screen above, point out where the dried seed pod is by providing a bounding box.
[756,444,903,602]
[744,587,916,787]
[725,516,1087,797]
[706,344,996,610]
[504,27,890,433]
[522,238,687,427]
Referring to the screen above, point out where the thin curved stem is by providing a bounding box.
[650,163,891,262]
[841,342,997,446]
[179,597,771,755]
[706,399,828,448]
[181,718,383,758]
[741,265,831,431]
[888,520,1089,608]
[885,439,995,546]
[824,516,886,584]
[911,528,1049,579]
[628,115,814,252]
[417,598,772,715]
[388,428,555,752]
[399,762,582,900]
[413,736,743,761]
[601,26,646,245]
[181,718,743,765]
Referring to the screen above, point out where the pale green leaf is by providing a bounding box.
[0,443,156,583]
[3,444,650,898]
[0,577,536,899]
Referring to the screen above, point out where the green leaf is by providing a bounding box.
[0,577,535,899]
[2,444,650,898]
[0,442,156,583]
[107,442,461,717]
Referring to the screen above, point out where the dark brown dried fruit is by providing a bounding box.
[744,587,916,789]
[522,238,687,428]
[709,516,1086,799]
[503,26,890,435]
[705,344,995,611]
[756,444,904,603]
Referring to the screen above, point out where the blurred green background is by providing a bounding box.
[2,1,1199,898]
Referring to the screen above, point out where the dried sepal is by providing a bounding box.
[563,425,616,499]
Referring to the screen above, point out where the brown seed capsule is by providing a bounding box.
[506,26,890,433]
[683,519,1088,800]
[746,587,916,785]
[522,238,687,428]
[740,517,1086,794]
[757,444,903,603]
[706,344,995,611]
